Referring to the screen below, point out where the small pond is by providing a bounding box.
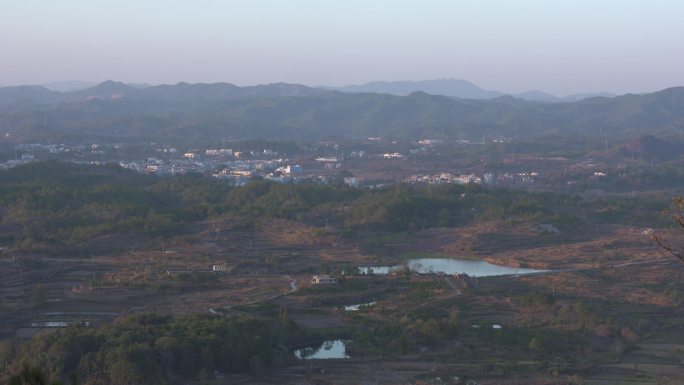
[30,321,89,328]
[360,258,547,277]
[294,339,350,359]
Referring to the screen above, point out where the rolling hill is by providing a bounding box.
[0,81,682,142]
[324,79,616,102]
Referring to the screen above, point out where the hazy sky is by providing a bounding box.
[1,0,682,95]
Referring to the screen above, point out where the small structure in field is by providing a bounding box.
[311,274,336,285]
[212,263,230,272]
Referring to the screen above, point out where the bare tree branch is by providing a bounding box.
[651,196,684,264]
[676,215,684,229]
[652,234,684,263]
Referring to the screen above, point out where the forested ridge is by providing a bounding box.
[1,82,684,141]
[6,314,296,385]
[0,161,669,255]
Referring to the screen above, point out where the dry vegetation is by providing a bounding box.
[1,163,684,384]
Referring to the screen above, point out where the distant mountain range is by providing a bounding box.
[0,81,682,143]
[17,78,617,102]
[324,79,616,102]
[0,81,327,105]
[41,81,98,92]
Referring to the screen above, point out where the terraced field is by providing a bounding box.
[586,327,684,384]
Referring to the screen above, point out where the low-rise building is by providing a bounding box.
[285,164,302,175]
[315,157,339,162]
[311,275,336,285]
[212,263,230,272]
[344,177,360,187]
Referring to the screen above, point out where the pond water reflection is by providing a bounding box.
[294,339,350,359]
[30,321,89,328]
[343,301,376,311]
[360,258,546,277]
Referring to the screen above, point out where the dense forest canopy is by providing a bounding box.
[8,314,290,385]
[0,161,670,255]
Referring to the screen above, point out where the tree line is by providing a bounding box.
[0,161,670,255]
[5,313,297,385]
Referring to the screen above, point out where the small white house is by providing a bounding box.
[285,164,302,175]
[212,264,229,272]
[344,177,360,187]
[311,275,336,285]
